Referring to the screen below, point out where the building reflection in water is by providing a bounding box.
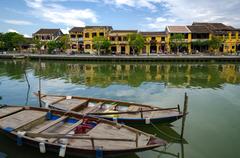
[0,60,240,88]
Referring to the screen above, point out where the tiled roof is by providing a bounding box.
[85,26,113,30]
[69,27,84,32]
[111,30,138,33]
[140,31,166,36]
[166,26,191,33]
[187,25,210,33]
[34,29,62,34]
[192,22,235,31]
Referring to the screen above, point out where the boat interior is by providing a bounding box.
[40,95,180,119]
[0,106,162,150]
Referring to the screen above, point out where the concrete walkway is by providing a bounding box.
[1,53,240,62]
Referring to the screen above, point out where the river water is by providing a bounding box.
[0,59,240,158]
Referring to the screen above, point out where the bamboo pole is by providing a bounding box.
[38,58,42,108]
[26,132,135,142]
[180,93,188,139]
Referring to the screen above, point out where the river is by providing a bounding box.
[0,59,240,158]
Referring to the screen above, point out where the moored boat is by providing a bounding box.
[0,105,166,157]
[36,93,185,125]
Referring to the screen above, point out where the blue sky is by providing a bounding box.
[1,0,240,37]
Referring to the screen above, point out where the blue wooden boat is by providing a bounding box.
[0,105,166,157]
[36,93,184,125]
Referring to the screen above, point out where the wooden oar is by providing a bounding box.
[89,107,179,116]
[26,132,135,142]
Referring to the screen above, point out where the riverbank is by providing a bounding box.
[1,53,240,62]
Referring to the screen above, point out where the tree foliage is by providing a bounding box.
[209,36,223,51]
[57,35,69,50]
[93,36,111,55]
[0,32,26,51]
[128,33,145,55]
[170,34,187,53]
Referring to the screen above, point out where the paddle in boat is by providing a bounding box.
[0,105,166,157]
[35,93,185,125]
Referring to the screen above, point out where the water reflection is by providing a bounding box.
[0,60,240,88]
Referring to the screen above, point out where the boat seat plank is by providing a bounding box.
[48,119,83,143]
[0,107,23,118]
[80,102,103,114]
[0,110,46,130]
[41,96,65,105]
[127,105,140,112]
[31,116,68,133]
[51,99,88,111]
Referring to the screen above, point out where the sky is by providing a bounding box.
[0,0,240,37]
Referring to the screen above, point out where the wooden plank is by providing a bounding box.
[0,110,46,130]
[48,119,83,143]
[80,102,103,114]
[0,107,23,118]
[31,116,68,133]
[50,99,88,111]
[26,132,134,141]
[41,96,65,105]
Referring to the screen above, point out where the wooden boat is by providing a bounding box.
[0,105,166,157]
[36,93,184,125]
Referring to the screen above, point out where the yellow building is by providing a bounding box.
[83,26,112,54]
[69,27,84,52]
[67,23,240,55]
[166,26,192,53]
[191,23,240,53]
[108,30,137,55]
[139,32,166,55]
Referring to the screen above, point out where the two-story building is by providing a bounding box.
[108,30,137,55]
[83,26,112,54]
[33,29,63,41]
[33,28,63,50]
[69,27,84,52]
[166,26,191,53]
[140,32,166,55]
[192,22,239,53]
[187,25,211,53]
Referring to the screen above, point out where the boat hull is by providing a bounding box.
[0,130,159,158]
[100,115,184,126]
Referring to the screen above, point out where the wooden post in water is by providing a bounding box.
[38,58,42,107]
[180,92,188,139]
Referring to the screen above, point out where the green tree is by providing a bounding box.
[102,38,111,54]
[93,36,110,55]
[34,39,44,52]
[57,35,69,51]
[47,41,57,54]
[170,34,186,53]
[192,40,210,52]
[0,33,4,51]
[209,36,223,53]
[128,33,145,55]
[2,32,26,51]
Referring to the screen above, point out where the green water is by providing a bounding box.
[0,59,240,158]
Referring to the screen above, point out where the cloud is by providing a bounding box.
[7,29,31,37]
[24,0,98,27]
[61,27,71,34]
[103,0,162,11]
[142,0,240,30]
[8,29,19,33]
[4,19,33,25]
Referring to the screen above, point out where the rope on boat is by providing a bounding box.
[150,122,182,142]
